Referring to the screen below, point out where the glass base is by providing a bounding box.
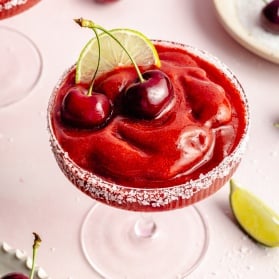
[81,203,209,279]
[0,26,42,108]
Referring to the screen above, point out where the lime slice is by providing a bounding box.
[76,28,161,84]
[230,179,279,247]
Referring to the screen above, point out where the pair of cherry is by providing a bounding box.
[61,69,174,129]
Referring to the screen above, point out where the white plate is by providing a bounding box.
[213,0,279,64]
[0,242,50,279]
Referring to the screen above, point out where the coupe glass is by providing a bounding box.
[48,41,250,279]
[0,0,42,107]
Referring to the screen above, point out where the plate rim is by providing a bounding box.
[213,0,279,64]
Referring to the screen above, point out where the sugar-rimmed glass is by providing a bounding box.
[48,40,249,278]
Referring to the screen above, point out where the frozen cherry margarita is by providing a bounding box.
[47,19,249,278]
[48,39,249,211]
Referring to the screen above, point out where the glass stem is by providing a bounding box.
[134,213,157,238]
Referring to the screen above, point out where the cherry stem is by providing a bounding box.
[29,232,41,279]
[74,18,145,83]
[88,27,101,96]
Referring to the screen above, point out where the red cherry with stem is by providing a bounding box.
[61,21,112,129]
[261,0,279,33]
[61,86,112,129]
[123,70,174,119]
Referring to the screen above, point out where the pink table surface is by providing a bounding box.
[1,0,279,278]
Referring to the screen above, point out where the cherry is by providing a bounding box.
[61,86,112,129]
[261,0,279,34]
[122,70,174,119]
[1,273,28,279]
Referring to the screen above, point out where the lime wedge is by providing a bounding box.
[76,28,161,84]
[230,179,279,247]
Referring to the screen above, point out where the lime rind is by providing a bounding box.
[75,28,161,85]
[230,179,279,247]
